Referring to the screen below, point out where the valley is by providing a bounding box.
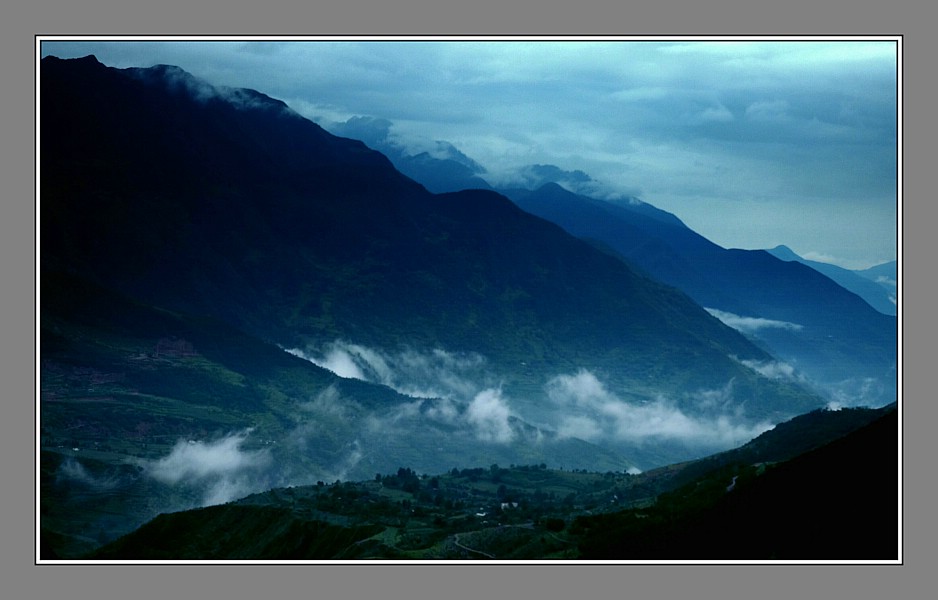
[80,405,898,561]
[37,52,899,562]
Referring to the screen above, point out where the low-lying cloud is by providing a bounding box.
[288,341,519,444]
[360,389,517,445]
[139,429,272,506]
[465,389,516,443]
[291,341,779,452]
[705,308,804,334]
[546,369,772,449]
[57,457,125,490]
[823,377,891,410]
[876,275,897,288]
[738,358,800,381]
[287,341,490,400]
[130,340,788,510]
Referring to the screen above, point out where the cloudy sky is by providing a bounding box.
[40,37,899,269]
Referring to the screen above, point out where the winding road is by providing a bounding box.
[452,533,495,559]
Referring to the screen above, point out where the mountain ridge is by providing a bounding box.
[41,54,820,417]
[310,109,897,406]
[766,245,897,315]
[500,183,897,406]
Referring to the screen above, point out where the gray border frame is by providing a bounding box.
[6,1,931,599]
[33,34,905,569]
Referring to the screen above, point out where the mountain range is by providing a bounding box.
[766,245,897,316]
[38,55,896,560]
[499,184,897,407]
[41,55,824,416]
[321,105,897,408]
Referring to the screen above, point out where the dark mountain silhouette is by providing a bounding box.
[576,406,899,560]
[501,183,897,406]
[40,55,820,420]
[652,403,896,491]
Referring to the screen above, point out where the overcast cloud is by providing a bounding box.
[40,37,898,269]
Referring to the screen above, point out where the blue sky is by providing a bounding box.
[40,37,899,269]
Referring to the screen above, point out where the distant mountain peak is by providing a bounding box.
[768,245,800,261]
[536,181,568,193]
[73,53,103,66]
[763,246,897,316]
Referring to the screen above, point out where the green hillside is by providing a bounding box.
[84,407,898,561]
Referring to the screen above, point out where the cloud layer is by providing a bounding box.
[129,339,801,508]
[705,308,804,334]
[545,369,773,450]
[296,339,781,445]
[139,429,273,506]
[739,358,799,381]
[292,341,778,454]
[287,341,490,401]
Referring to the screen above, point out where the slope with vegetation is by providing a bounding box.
[85,406,898,561]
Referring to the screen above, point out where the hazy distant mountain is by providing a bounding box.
[501,184,897,407]
[856,260,899,301]
[766,245,897,316]
[319,108,897,408]
[330,116,493,193]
